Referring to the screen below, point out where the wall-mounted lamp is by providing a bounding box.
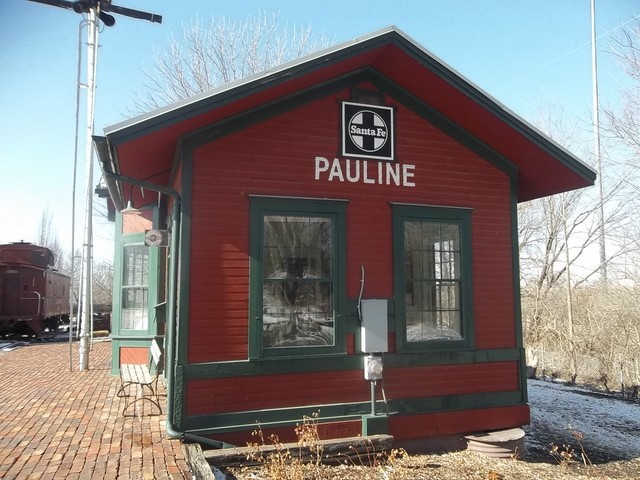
[120,185,141,215]
[120,200,141,215]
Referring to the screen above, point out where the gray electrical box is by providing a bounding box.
[360,299,388,353]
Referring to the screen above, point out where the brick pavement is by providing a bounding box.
[0,340,193,480]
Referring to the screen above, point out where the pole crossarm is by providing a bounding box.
[26,0,162,26]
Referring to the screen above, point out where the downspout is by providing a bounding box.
[95,138,234,448]
[94,137,183,439]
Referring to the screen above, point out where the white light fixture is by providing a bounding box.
[120,200,141,215]
[120,183,142,215]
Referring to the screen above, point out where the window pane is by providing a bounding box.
[262,215,334,348]
[122,306,148,330]
[404,220,463,342]
[122,245,149,330]
[264,216,332,278]
[123,245,149,286]
[122,287,148,309]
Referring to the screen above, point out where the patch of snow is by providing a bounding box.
[526,379,640,462]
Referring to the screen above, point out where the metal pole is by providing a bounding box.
[79,8,98,371]
[370,381,376,415]
[69,20,85,371]
[591,0,607,282]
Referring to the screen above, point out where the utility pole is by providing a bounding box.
[591,0,607,283]
[78,6,98,371]
[26,0,161,370]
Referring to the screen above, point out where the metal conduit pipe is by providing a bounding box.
[99,169,183,438]
[94,136,185,440]
[95,136,231,449]
[182,433,236,449]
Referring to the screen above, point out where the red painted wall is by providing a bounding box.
[204,406,530,447]
[181,85,521,437]
[187,86,514,362]
[390,404,530,441]
[120,346,148,366]
[186,362,519,416]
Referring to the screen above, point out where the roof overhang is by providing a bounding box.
[95,26,595,209]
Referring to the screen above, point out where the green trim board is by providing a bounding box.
[175,146,193,369]
[111,206,162,373]
[180,390,526,434]
[170,146,193,431]
[102,30,403,143]
[365,71,519,178]
[509,178,529,403]
[182,72,362,147]
[392,204,475,353]
[169,145,192,369]
[110,336,164,375]
[362,414,389,436]
[102,27,595,191]
[183,403,367,432]
[183,347,523,379]
[248,196,348,359]
[179,69,520,183]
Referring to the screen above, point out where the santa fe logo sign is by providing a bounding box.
[342,102,394,161]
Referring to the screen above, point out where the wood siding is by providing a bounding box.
[181,84,521,438]
[185,361,520,416]
[186,87,514,362]
[390,404,531,441]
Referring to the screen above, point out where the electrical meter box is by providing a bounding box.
[360,299,388,353]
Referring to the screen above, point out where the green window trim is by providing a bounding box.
[392,204,474,352]
[112,210,160,338]
[249,196,347,359]
[121,244,150,331]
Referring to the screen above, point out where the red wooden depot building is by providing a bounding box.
[95,27,595,448]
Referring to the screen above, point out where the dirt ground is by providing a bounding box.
[222,379,640,479]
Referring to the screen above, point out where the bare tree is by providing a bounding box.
[517,26,640,384]
[518,102,631,383]
[132,12,332,111]
[601,19,640,277]
[35,209,68,273]
[518,104,619,292]
[604,20,640,162]
[92,259,113,308]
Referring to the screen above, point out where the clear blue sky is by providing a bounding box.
[0,0,638,261]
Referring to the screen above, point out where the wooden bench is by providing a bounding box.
[116,338,163,417]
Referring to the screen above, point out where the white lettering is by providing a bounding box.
[363,161,375,184]
[314,157,329,180]
[328,158,344,182]
[386,162,400,186]
[350,125,385,137]
[403,164,415,187]
[313,157,416,188]
[345,159,360,182]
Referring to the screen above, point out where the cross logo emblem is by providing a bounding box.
[348,110,388,152]
[342,102,394,161]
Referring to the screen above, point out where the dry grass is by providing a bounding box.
[222,415,640,480]
[229,449,640,480]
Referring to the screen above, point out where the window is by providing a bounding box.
[250,197,346,357]
[121,245,149,330]
[393,205,473,350]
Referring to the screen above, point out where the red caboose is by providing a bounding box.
[96,28,595,449]
[0,242,70,336]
